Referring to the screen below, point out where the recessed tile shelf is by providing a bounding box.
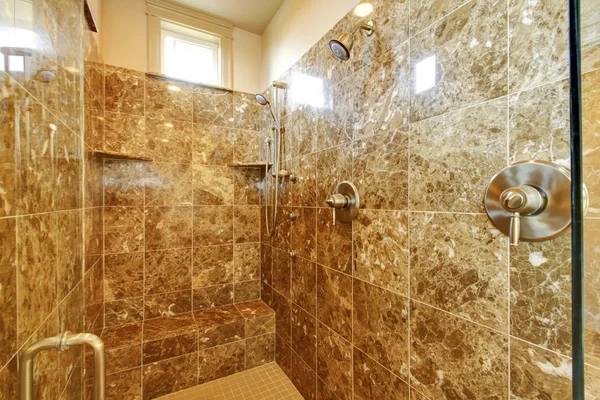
[228,162,272,169]
[92,149,153,161]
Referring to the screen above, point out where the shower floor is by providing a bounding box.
[156,363,302,400]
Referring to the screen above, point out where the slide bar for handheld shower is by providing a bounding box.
[20,331,105,400]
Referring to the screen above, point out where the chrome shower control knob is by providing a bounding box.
[484,161,583,245]
[325,181,360,226]
[289,212,297,221]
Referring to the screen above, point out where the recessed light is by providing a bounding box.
[354,3,373,17]
[167,85,181,92]
[164,123,174,128]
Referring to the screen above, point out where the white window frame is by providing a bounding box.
[147,0,233,88]
[160,27,220,85]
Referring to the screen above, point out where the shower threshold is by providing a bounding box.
[155,363,302,400]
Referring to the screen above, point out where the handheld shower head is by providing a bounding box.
[255,94,269,106]
[328,20,375,61]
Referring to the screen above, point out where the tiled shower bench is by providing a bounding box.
[85,300,275,399]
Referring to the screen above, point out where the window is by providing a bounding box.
[147,0,233,88]
[161,23,220,85]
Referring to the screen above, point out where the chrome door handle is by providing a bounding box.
[20,331,105,400]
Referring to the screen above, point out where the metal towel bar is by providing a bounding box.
[19,331,105,400]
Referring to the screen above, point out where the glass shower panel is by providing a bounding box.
[581,0,600,396]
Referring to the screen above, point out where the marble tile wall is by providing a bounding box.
[98,65,264,396]
[0,0,89,398]
[260,0,600,399]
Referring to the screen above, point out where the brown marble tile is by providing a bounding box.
[193,206,234,246]
[0,80,16,217]
[194,304,245,349]
[105,298,144,327]
[53,128,82,211]
[233,168,261,205]
[509,0,569,92]
[584,166,600,219]
[292,257,317,316]
[194,85,234,123]
[104,253,144,301]
[56,211,82,300]
[104,66,144,114]
[145,162,192,206]
[317,377,340,400]
[316,208,353,274]
[145,117,193,163]
[582,69,600,164]
[236,300,275,337]
[353,279,409,379]
[84,207,103,268]
[292,304,317,370]
[355,45,410,140]
[192,165,234,205]
[291,207,317,261]
[316,143,352,207]
[144,248,192,295]
[292,153,317,207]
[17,214,57,345]
[510,338,571,399]
[103,159,146,206]
[272,247,292,298]
[143,332,197,365]
[317,77,355,151]
[261,282,274,309]
[106,367,142,400]
[509,79,570,166]
[273,290,292,344]
[234,206,260,243]
[234,91,260,131]
[145,75,193,122]
[193,245,234,287]
[410,301,508,399]
[276,333,293,378]
[353,347,409,400]
[198,340,245,384]
[292,105,318,157]
[353,130,408,210]
[410,97,508,212]
[409,0,468,35]
[233,129,261,163]
[410,213,509,331]
[104,207,144,254]
[510,234,572,355]
[317,322,352,400]
[144,290,192,319]
[192,284,234,310]
[233,243,260,282]
[234,280,260,303]
[103,112,146,157]
[84,147,104,208]
[247,333,276,369]
[143,353,197,399]
[105,345,142,375]
[143,313,197,342]
[585,220,600,369]
[317,265,352,341]
[144,206,193,250]
[1,358,18,400]
[192,124,234,165]
[409,0,508,122]
[354,210,408,295]
[273,206,292,249]
[292,352,317,400]
[0,218,16,366]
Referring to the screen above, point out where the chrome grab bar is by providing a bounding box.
[19,331,105,400]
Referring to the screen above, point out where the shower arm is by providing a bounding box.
[351,22,375,36]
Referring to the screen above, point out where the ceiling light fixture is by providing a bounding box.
[354,3,373,17]
[167,85,181,92]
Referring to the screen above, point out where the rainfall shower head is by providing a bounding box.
[329,21,375,61]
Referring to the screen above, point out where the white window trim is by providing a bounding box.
[147,0,233,89]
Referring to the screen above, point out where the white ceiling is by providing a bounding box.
[171,0,285,34]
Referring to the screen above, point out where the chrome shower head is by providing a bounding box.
[255,94,269,106]
[328,21,375,61]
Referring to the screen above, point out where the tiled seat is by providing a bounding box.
[92,300,275,399]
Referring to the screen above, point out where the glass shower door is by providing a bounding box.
[578,0,600,397]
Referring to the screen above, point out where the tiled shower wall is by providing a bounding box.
[99,67,263,327]
[0,0,93,398]
[260,0,600,399]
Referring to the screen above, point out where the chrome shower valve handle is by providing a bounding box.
[499,185,546,246]
[325,181,360,226]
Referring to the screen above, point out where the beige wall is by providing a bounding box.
[260,0,357,90]
[100,0,262,93]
